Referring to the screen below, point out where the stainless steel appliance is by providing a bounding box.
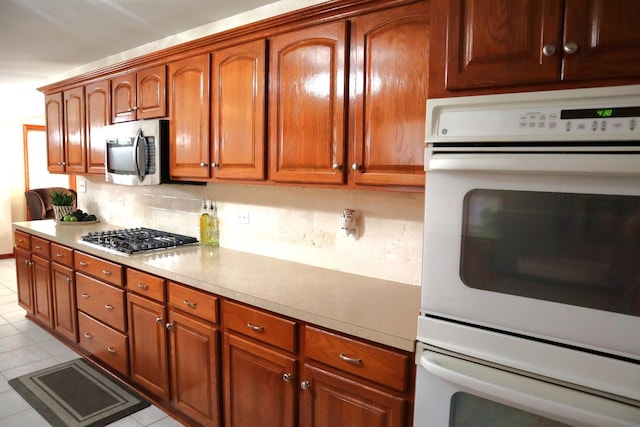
[415,85,640,426]
[80,227,198,255]
[105,119,167,186]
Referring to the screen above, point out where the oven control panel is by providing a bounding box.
[426,85,640,142]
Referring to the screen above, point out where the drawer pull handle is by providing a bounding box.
[107,347,117,354]
[183,300,197,309]
[282,373,293,382]
[300,381,311,390]
[339,353,363,365]
[102,269,112,276]
[137,283,149,290]
[247,322,264,333]
[79,261,88,267]
[56,253,64,258]
[35,245,42,249]
[84,332,94,339]
[81,293,90,299]
[104,304,115,311]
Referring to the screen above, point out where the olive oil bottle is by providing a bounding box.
[207,200,220,247]
[199,199,210,244]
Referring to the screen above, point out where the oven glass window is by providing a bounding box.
[461,190,640,316]
[450,392,570,426]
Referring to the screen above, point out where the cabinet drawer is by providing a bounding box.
[76,273,126,332]
[223,300,297,352]
[31,236,50,259]
[304,326,410,392]
[78,312,129,376]
[127,268,165,302]
[51,243,73,267]
[75,251,123,287]
[14,231,30,251]
[167,282,218,324]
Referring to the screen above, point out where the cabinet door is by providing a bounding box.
[269,21,347,184]
[128,292,169,400]
[63,86,87,173]
[32,255,53,328]
[223,332,296,427]
[168,54,211,180]
[15,248,33,312]
[212,39,266,181]
[45,92,65,173]
[111,74,136,123]
[350,3,429,187]
[444,0,563,89]
[52,262,77,342]
[137,65,167,119]
[168,307,221,426]
[85,80,110,175]
[562,0,640,80]
[300,364,406,427]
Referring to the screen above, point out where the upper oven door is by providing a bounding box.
[421,167,640,360]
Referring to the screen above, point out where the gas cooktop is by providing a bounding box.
[80,227,198,255]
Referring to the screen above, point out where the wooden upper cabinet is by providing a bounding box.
[63,86,87,174]
[168,54,211,180]
[45,92,65,173]
[112,64,166,123]
[269,21,348,185]
[562,0,640,80]
[211,39,266,181]
[445,0,563,90]
[439,0,640,93]
[350,2,430,188]
[137,65,167,119]
[112,74,136,123]
[85,80,110,175]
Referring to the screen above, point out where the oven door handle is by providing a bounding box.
[420,351,639,427]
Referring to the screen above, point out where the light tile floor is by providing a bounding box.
[0,258,184,427]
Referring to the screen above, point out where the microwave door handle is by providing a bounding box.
[420,352,638,427]
[133,129,146,181]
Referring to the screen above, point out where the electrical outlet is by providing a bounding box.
[78,178,87,193]
[117,196,125,206]
[237,211,250,224]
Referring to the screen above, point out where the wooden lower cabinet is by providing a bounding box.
[32,255,53,328]
[300,364,406,427]
[15,247,33,312]
[51,262,77,342]
[127,292,170,400]
[223,332,297,427]
[168,307,221,426]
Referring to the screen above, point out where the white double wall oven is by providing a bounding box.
[415,85,640,426]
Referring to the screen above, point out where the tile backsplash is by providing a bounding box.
[78,177,424,285]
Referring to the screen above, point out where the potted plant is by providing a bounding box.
[50,191,74,221]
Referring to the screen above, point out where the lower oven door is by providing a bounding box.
[414,343,640,427]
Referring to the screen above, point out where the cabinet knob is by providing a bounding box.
[165,322,173,330]
[542,44,556,56]
[351,163,360,171]
[132,106,139,111]
[211,162,219,168]
[156,317,164,324]
[282,373,292,382]
[300,381,311,390]
[332,163,341,170]
[24,259,30,265]
[563,42,578,55]
[61,161,66,166]
[200,162,208,167]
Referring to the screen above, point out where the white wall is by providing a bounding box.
[78,177,424,285]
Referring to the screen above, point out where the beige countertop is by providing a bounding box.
[13,220,420,352]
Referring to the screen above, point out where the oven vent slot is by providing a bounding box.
[426,143,640,175]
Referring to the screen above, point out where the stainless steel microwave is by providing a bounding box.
[104,119,168,186]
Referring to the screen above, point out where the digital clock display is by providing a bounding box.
[561,106,640,120]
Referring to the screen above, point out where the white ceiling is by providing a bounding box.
[1,0,325,122]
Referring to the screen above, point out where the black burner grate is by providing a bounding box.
[80,227,198,255]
